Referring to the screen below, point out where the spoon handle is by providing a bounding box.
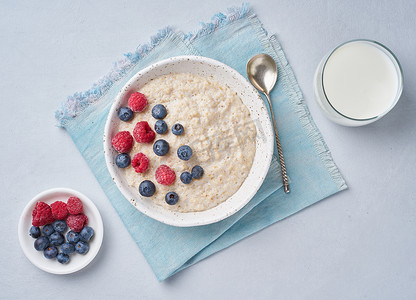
[264,93,290,193]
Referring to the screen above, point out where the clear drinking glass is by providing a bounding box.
[313,39,403,126]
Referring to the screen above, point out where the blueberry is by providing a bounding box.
[165,192,179,205]
[42,224,55,236]
[57,253,70,264]
[53,220,67,233]
[154,120,168,134]
[172,123,184,135]
[139,180,156,197]
[75,241,89,254]
[49,232,65,246]
[34,236,49,251]
[191,165,204,179]
[153,139,170,156]
[61,242,75,255]
[180,172,192,184]
[29,226,41,238]
[66,231,80,244]
[116,153,131,168]
[152,104,167,119]
[43,246,58,259]
[80,226,94,242]
[118,107,134,122]
[177,145,193,161]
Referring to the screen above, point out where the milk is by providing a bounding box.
[314,40,402,126]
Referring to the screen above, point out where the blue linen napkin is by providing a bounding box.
[55,5,347,281]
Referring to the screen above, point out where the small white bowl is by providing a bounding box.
[103,56,274,227]
[18,188,104,274]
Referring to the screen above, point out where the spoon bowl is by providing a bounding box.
[247,54,278,94]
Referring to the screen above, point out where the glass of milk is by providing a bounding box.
[313,39,403,126]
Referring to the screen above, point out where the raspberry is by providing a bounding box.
[111,131,134,153]
[66,214,88,232]
[67,197,83,214]
[32,202,54,226]
[131,153,149,173]
[155,165,176,185]
[128,92,148,112]
[133,121,155,143]
[50,201,68,220]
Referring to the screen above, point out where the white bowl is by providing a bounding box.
[18,188,104,274]
[103,56,274,227]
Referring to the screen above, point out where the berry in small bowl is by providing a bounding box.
[75,241,89,255]
[29,226,41,239]
[43,246,58,259]
[42,224,55,236]
[53,220,67,233]
[57,253,70,264]
[49,232,65,247]
[34,236,50,251]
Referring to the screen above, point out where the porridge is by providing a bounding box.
[116,72,256,212]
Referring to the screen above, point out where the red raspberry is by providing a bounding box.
[133,121,155,143]
[32,202,54,226]
[50,201,68,220]
[155,165,176,185]
[67,197,83,214]
[128,92,148,112]
[67,214,88,232]
[131,153,149,173]
[112,131,134,153]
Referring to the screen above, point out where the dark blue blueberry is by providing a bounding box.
[177,145,193,161]
[42,224,55,236]
[165,192,179,205]
[153,139,170,156]
[66,231,80,244]
[118,107,134,122]
[80,226,94,242]
[43,246,58,259]
[116,153,131,168]
[29,226,41,238]
[49,232,65,246]
[172,123,184,135]
[53,220,67,233]
[180,172,192,184]
[57,253,70,264]
[75,241,89,254]
[191,165,204,179]
[34,236,49,251]
[154,120,168,134]
[61,242,75,255]
[152,104,167,119]
[139,180,156,197]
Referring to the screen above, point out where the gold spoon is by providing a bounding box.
[247,54,290,193]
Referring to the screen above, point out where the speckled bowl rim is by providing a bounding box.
[103,56,274,227]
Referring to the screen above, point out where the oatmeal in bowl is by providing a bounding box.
[104,56,274,227]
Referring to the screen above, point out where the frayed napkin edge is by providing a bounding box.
[247,14,347,191]
[54,3,251,128]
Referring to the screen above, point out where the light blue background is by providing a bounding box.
[1,0,415,299]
